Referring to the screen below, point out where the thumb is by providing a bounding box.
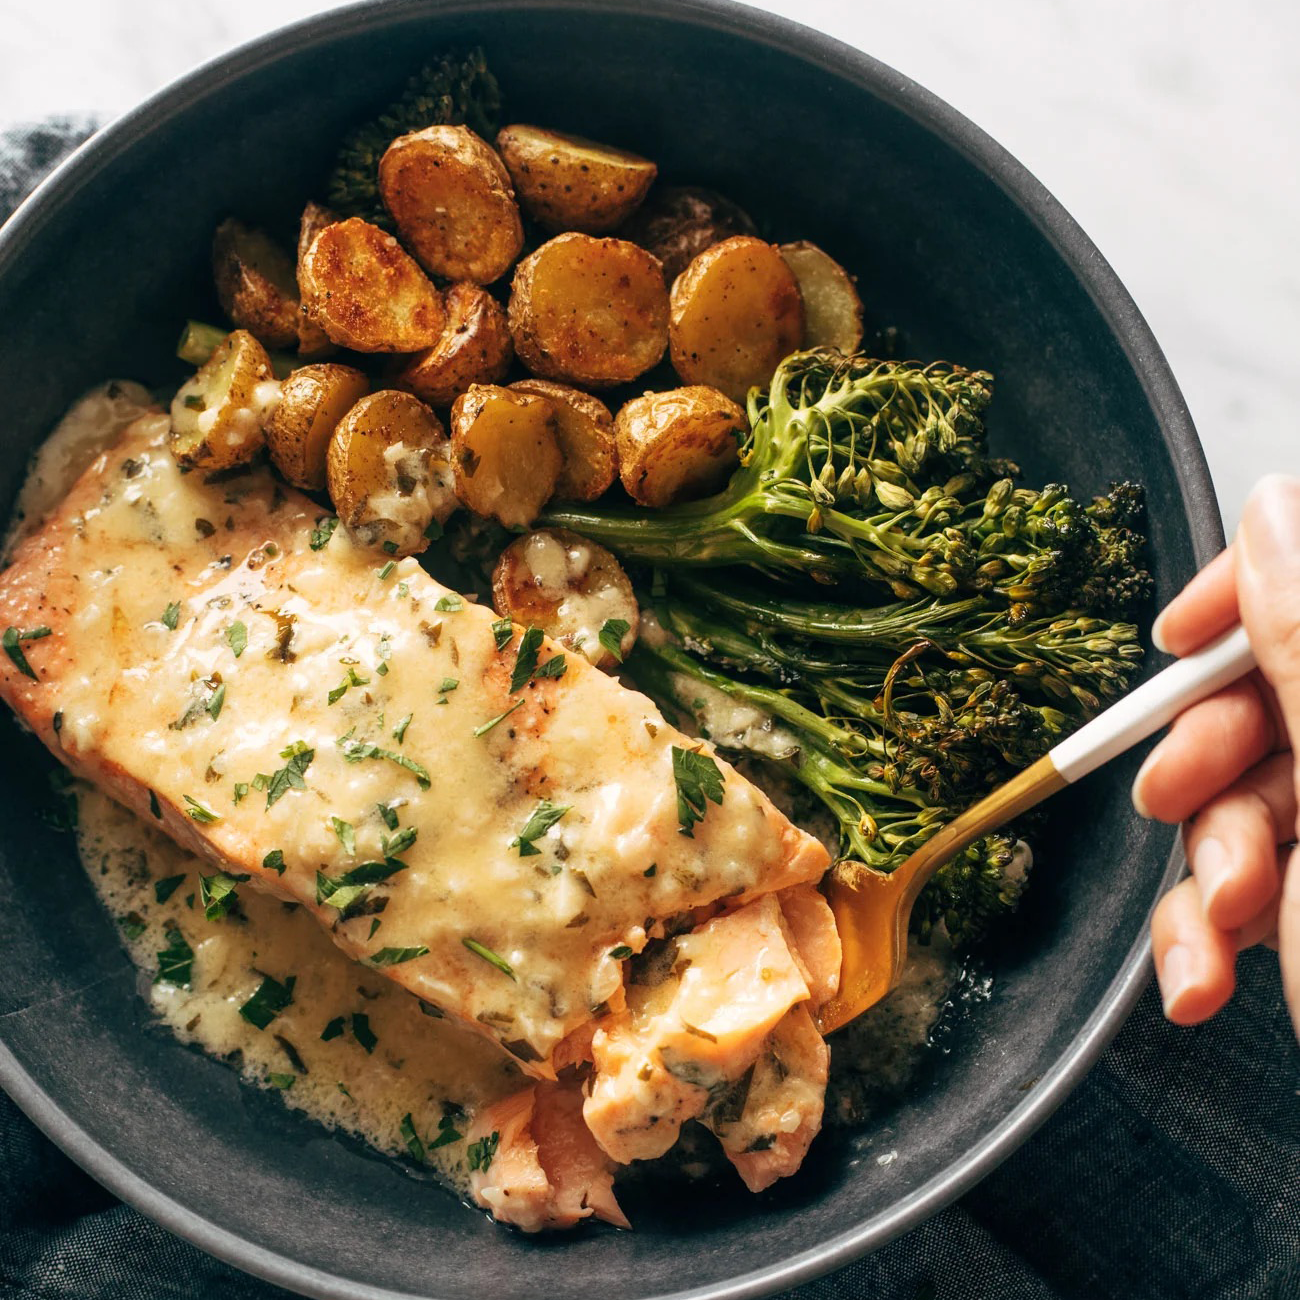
[1235,473,1300,1036]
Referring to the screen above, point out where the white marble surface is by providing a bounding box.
[1,0,1296,533]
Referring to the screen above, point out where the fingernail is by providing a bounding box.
[1151,610,1170,654]
[1159,943,1199,1019]
[1192,835,1234,915]
[1131,750,1157,818]
[1240,475,1300,566]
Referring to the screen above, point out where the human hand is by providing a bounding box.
[1133,474,1299,1037]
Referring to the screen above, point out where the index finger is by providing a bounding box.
[1152,546,1239,656]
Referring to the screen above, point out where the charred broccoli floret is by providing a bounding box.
[326,49,503,227]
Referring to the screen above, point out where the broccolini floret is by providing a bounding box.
[326,49,503,228]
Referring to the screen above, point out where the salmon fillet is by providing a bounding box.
[0,415,829,1080]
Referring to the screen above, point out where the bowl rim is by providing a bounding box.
[0,1,1224,1297]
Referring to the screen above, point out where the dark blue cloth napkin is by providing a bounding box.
[0,120,1296,1300]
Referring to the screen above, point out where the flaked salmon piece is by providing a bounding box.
[584,895,810,1163]
[467,1082,627,1232]
[0,416,830,1078]
[777,884,842,1009]
[707,1004,828,1193]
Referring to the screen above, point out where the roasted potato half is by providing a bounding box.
[450,385,562,528]
[394,283,514,408]
[614,386,744,508]
[621,186,757,284]
[509,233,668,388]
[265,363,370,491]
[300,216,445,353]
[495,124,657,234]
[296,201,339,358]
[669,236,804,402]
[492,528,638,670]
[779,241,863,353]
[169,329,279,471]
[378,125,524,284]
[507,379,616,501]
[212,219,301,351]
[326,390,457,556]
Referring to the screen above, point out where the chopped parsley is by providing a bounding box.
[233,782,250,805]
[199,871,245,921]
[509,799,571,857]
[534,654,567,681]
[161,602,181,631]
[310,516,338,550]
[263,848,286,875]
[599,618,631,663]
[400,1113,425,1162]
[472,699,524,738]
[265,741,314,809]
[508,626,543,693]
[377,802,400,831]
[320,1016,345,1042]
[643,863,657,878]
[392,713,412,743]
[208,682,226,720]
[119,913,146,941]
[239,974,296,1030]
[382,826,417,858]
[266,1073,296,1090]
[328,665,370,705]
[148,790,162,820]
[351,1012,378,1053]
[154,873,186,904]
[227,621,248,658]
[170,676,222,730]
[466,1131,499,1173]
[377,560,396,581]
[462,937,516,981]
[2,626,50,679]
[366,945,428,968]
[316,858,407,911]
[671,745,725,837]
[337,736,430,789]
[183,794,219,824]
[433,594,462,612]
[609,945,633,960]
[382,540,399,555]
[428,1113,463,1150]
[491,617,514,650]
[330,816,356,856]
[154,927,194,988]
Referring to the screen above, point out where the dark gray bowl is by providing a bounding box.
[0,2,1220,1297]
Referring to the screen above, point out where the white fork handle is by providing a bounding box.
[1049,625,1257,784]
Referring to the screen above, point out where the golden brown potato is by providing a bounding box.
[450,385,562,528]
[507,379,615,501]
[378,126,524,284]
[169,329,278,471]
[212,219,301,350]
[264,363,370,490]
[669,236,804,402]
[492,528,638,670]
[508,233,668,388]
[394,283,514,408]
[326,390,456,556]
[495,124,657,234]
[300,216,445,353]
[614,386,744,507]
[620,186,757,283]
[296,201,339,358]
[778,241,863,353]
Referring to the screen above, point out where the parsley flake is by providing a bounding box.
[337,737,429,789]
[599,618,631,663]
[377,560,396,581]
[472,699,524,737]
[671,745,725,837]
[352,1012,378,1052]
[462,937,516,981]
[392,713,412,743]
[330,816,356,856]
[119,913,146,941]
[428,1114,463,1150]
[183,794,219,824]
[400,1113,425,1162]
[233,782,250,805]
[433,594,462,612]
[267,1073,296,1090]
[226,620,247,658]
[467,1131,499,1173]
[199,871,245,920]
[510,799,571,857]
[321,1016,345,1042]
[161,602,181,631]
[310,516,338,551]
[154,927,194,987]
[2,626,51,679]
[265,740,314,809]
[155,874,186,904]
[491,617,513,651]
[148,790,163,820]
[263,848,286,874]
[366,945,428,968]
[508,626,544,693]
[239,974,296,1030]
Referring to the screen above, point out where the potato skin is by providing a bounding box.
[212,219,301,350]
[300,216,445,353]
[669,236,804,402]
[265,363,369,490]
[495,124,657,234]
[450,384,562,528]
[295,201,339,358]
[492,528,638,669]
[507,379,615,502]
[379,125,524,284]
[326,390,455,556]
[779,241,863,353]
[169,329,278,471]
[621,186,757,284]
[394,283,514,408]
[508,233,669,388]
[614,385,745,507]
